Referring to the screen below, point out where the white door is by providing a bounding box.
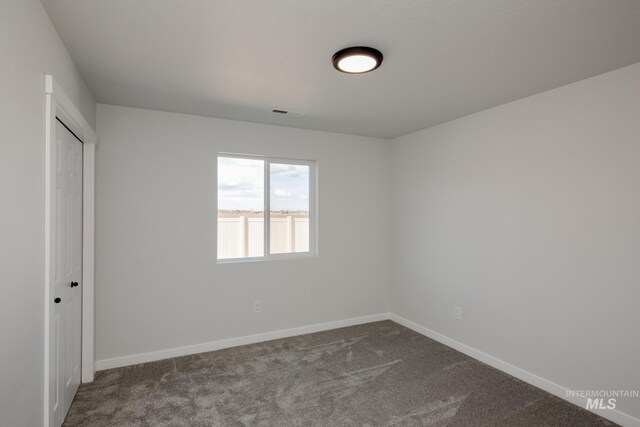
[50,119,83,426]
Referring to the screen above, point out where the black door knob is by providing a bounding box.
[54,298,61,303]
[71,281,79,288]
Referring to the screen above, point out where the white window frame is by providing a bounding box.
[216,153,317,263]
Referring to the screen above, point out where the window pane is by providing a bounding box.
[269,163,310,254]
[217,157,264,259]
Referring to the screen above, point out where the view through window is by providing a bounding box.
[217,155,313,260]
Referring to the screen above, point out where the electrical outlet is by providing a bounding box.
[454,306,462,320]
[253,300,261,313]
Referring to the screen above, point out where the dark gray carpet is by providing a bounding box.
[64,321,616,426]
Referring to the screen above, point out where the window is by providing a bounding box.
[217,154,315,261]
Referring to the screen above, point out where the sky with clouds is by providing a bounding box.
[218,157,309,212]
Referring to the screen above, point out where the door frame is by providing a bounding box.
[44,74,97,426]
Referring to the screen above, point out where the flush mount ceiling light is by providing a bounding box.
[332,46,383,74]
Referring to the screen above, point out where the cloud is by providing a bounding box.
[218,181,256,191]
[218,157,264,210]
[273,189,293,198]
[217,157,309,211]
[270,164,308,177]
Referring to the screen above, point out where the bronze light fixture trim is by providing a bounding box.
[332,46,383,74]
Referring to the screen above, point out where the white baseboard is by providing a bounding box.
[388,313,640,427]
[95,313,389,371]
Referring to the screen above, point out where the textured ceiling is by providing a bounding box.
[41,0,640,139]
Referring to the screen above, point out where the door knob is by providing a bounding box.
[71,282,79,288]
[54,298,61,303]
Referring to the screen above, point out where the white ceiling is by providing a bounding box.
[41,0,640,139]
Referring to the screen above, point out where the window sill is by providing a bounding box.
[216,253,317,265]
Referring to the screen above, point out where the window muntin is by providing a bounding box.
[217,155,315,261]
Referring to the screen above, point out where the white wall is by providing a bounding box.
[95,104,391,362]
[391,62,640,420]
[0,1,96,426]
